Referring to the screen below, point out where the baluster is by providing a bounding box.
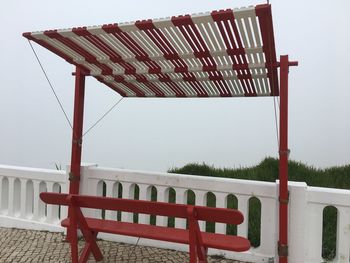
[0,176,2,214]
[138,184,149,224]
[20,180,27,219]
[80,179,97,218]
[13,179,22,217]
[174,188,187,229]
[95,180,105,219]
[25,180,34,219]
[60,183,68,219]
[258,197,277,254]
[215,192,227,234]
[51,183,61,223]
[0,177,10,215]
[195,190,206,231]
[121,182,133,223]
[33,181,40,220]
[156,186,168,227]
[61,180,69,195]
[237,195,249,238]
[306,204,323,262]
[336,207,350,262]
[45,182,54,222]
[8,177,14,216]
[38,182,47,220]
[104,181,115,220]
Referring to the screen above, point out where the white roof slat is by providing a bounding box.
[101,33,135,59]
[24,4,279,98]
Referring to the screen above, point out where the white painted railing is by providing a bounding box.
[0,165,67,231]
[305,187,350,263]
[0,164,349,263]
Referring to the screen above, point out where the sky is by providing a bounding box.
[0,0,349,172]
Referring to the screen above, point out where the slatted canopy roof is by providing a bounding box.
[23,4,278,98]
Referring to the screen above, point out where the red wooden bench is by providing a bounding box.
[40,192,250,263]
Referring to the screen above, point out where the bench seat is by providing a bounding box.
[41,192,250,262]
[62,217,250,252]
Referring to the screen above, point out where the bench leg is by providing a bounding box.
[80,242,95,263]
[187,206,208,263]
[66,207,74,243]
[197,247,208,263]
[188,216,200,263]
[68,225,79,263]
[79,231,103,263]
[90,231,103,261]
[74,207,103,262]
[189,246,208,263]
[67,204,80,263]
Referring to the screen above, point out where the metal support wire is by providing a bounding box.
[128,237,141,262]
[28,40,73,130]
[82,97,124,138]
[28,40,125,139]
[265,7,279,150]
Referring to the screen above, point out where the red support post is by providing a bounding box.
[69,67,86,195]
[278,55,289,263]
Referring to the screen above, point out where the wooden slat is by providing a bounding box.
[41,192,244,224]
[23,4,278,98]
[61,217,250,251]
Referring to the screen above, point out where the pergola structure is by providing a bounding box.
[23,4,297,262]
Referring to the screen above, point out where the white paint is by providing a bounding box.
[0,165,67,231]
[0,164,349,263]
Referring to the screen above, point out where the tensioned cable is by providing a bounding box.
[28,40,73,130]
[82,97,124,138]
[28,40,125,139]
[128,236,141,262]
[265,14,279,150]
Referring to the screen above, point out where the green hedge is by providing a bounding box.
[169,157,350,189]
[168,157,350,260]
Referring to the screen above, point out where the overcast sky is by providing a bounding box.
[0,0,349,172]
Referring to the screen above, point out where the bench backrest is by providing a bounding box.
[40,192,244,225]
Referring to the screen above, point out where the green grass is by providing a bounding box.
[168,157,350,260]
[168,157,350,189]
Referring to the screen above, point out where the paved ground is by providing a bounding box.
[0,227,249,263]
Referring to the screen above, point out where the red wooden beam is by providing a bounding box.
[277,57,297,263]
[278,55,290,263]
[69,67,86,195]
[40,192,244,225]
[255,4,279,96]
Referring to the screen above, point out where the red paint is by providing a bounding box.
[44,30,96,62]
[135,16,231,97]
[112,75,151,97]
[143,82,166,97]
[171,15,235,97]
[211,10,256,97]
[23,6,281,98]
[135,20,176,56]
[40,192,250,263]
[255,4,279,96]
[94,76,127,97]
[22,32,92,74]
[44,30,114,75]
[279,55,289,263]
[101,24,189,96]
[69,67,85,195]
